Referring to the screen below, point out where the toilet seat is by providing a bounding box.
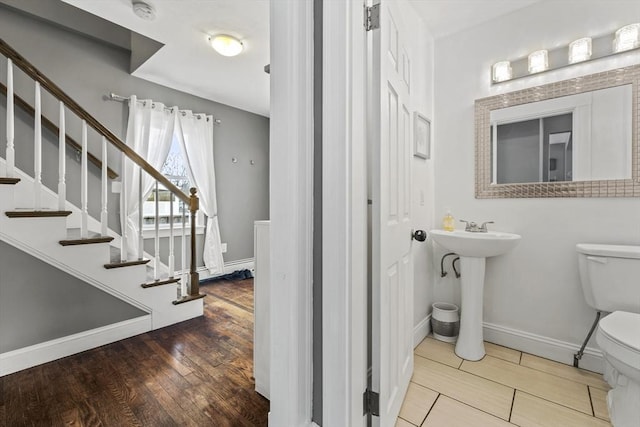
[597,311,640,371]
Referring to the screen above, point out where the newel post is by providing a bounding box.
[189,187,200,296]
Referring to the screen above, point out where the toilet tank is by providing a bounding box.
[576,244,640,313]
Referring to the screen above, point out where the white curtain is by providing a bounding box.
[122,96,177,258]
[175,111,225,274]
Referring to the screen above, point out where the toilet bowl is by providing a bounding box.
[576,243,640,427]
[596,311,640,427]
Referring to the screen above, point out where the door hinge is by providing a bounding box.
[363,389,380,416]
[364,4,380,31]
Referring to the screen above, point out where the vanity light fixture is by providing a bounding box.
[491,23,640,85]
[528,50,548,74]
[492,61,513,82]
[614,23,640,53]
[209,34,244,57]
[568,37,592,63]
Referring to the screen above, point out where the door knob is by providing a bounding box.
[412,229,427,242]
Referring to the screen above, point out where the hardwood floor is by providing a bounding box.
[0,278,269,426]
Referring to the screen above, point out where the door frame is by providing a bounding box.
[270,0,368,425]
[322,0,368,426]
[269,0,315,425]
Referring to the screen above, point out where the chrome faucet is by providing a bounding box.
[459,220,494,232]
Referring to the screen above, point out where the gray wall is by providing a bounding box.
[0,240,146,353]
[0,4,269,263]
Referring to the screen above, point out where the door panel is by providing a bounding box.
[370,0,414,425]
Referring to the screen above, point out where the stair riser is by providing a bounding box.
[1,216,67,242]
[57,243,112,267]
[152,302,204,329]
[0,186,15,210]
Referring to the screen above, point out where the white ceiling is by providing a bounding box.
[60,0,541,117]
[408,0,542,39]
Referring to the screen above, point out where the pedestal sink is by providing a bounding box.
[430,229,521,361]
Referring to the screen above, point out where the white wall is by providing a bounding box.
[433,0,640,366]
[403,3,436,344]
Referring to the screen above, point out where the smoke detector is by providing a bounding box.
[132,1,156,21]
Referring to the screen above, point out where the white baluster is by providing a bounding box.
[100,137,108,236]
[34,82,42,209]
[58,102,66,210]
[138,168,143,260]
[168,191,175,278]
[181,201,187,296]
[5,59,15,177]
[80,121,88,238]
[154,181,160,280]
[120,153,127,262]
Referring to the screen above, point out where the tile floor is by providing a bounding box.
[397,337,612,427]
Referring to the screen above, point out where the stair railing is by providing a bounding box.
[0,38,203,303]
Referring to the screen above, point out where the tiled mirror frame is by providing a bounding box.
[475,64,639,198]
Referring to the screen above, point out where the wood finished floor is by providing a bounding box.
[398,336,612,427]
[0,278,269,427]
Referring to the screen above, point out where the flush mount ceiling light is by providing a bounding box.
[614,23,640,53]
[568,37,592,64]
[209,35,244,57]
[132,0,156,21]
[528,50,549,74]
[492,61,512,83]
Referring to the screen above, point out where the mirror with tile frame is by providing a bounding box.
[475,64,639,198]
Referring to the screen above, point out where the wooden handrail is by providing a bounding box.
[1,38,201,298]
[0,82,118,179]
[0,38,190,206]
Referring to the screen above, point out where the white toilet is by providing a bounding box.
[576,243,640,427]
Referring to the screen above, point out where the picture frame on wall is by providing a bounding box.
[414,112,431,159]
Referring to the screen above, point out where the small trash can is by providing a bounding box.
[431,302,460,343]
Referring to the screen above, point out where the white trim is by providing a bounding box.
[269,0,315,425]
[322,0,368,426]
[414,314,432,348]
[0,315,152,376]
[483,321,604,374]
[195,258,255,282]
[223,258,255,274]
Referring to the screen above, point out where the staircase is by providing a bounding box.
[0,39,204,376]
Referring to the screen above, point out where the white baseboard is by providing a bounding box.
[414,314,432,348]
[483,321,604,373]
[198,258,255,281]
[0,315,152,376]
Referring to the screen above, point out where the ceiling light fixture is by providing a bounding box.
[209,35,244,57]
[132,0,156,21]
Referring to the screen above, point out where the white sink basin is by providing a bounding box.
[430,229,521,258]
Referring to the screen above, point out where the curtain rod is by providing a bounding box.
[108,92,221,124]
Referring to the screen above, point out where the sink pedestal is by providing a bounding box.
[429,229,521,361]
[455,256,486,361]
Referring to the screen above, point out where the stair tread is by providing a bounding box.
[5,209,72,218]
[173,293,206,305]
[0,177,20,185]
[104,258,151,269]
[141,276,181,288]
[60,229,114,246]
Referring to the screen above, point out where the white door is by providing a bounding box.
[369,0,415,425]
